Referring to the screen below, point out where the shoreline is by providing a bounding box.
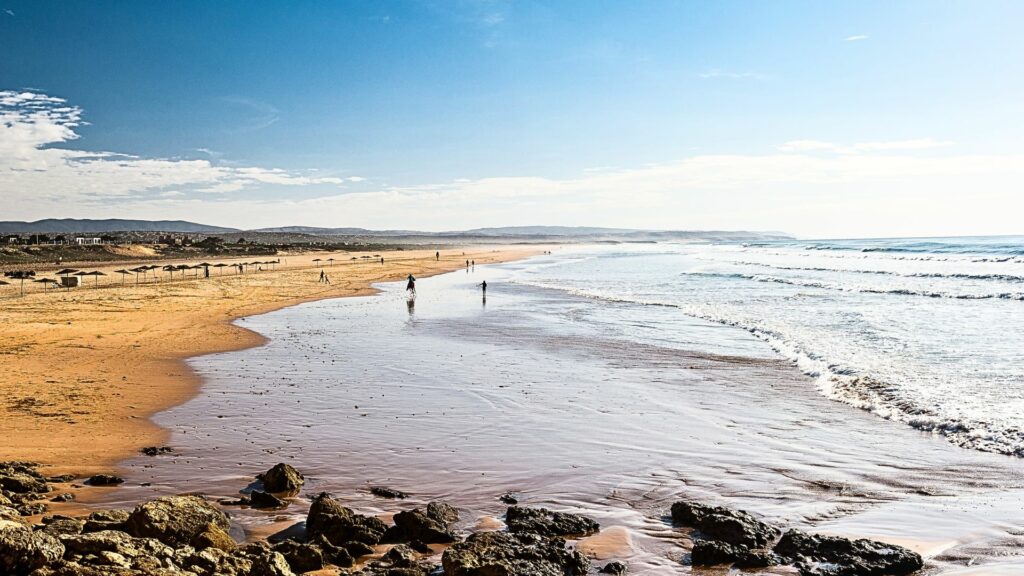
[0,247,541,476]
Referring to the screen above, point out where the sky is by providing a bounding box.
[1,0,1022,238]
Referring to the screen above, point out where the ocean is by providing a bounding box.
[100,238,1024,574]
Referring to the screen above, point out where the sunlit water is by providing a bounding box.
[100,243,1024,574]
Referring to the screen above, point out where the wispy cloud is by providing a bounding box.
[777,138,953,154]
[0,90,344,204]
[698,69,766,80]
[844,34,869,42]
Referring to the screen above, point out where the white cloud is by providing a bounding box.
[845,34,869,41]
[778,138,953,154]
[0,90,344,204]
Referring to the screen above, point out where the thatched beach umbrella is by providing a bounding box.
[213,263,229,275]
[33,278,58,292]
[312,258,323,268]
[114,269,132,286]
[6,270,36,296]
[55,268,79,290]
[83,270,106,286]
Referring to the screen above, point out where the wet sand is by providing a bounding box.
[0,247,536,475]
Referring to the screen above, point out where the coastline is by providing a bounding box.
[0,246,540,476]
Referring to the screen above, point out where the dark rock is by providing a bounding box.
[247,545,297,576]
[312,534,354,567]
[82,509,129,533]
[58,528,172,560]
[305,492,387,546]
[249,490,286,509]
[385,543,418,566]
[499,492,519,505]
[443,531,590,576]
[343,539,376,558]
[50,493,74,502]
[38,517,84,536]
[191,522,237,551]
[124,495,230,547]
[773,529,924,576]
[388,503,458,543]
[505,506,599,537]
[670,501,780,549]
[370,486,408,499]
[85,474,124,487]
[691,539,778,568]
[600,561,628,574]
[408,539,432,553]
[0,521,64,575]
[219,496,251,506]
[0,472,49,494]
[257,463,304,493]
[46,474,77,484]
[16,502,47,516]
[140,446,173,456]
[273,539,324,573]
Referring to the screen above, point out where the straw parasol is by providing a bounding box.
[114,269,132,286]
[82,270,106,286]
[213,263,229,275]
[33,278,58,291]
[6,270,36,296]
[55,268,79,289]
[312,258,323,268]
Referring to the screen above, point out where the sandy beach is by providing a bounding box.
[0,247,536,476]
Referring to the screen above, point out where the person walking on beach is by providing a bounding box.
[324,274,330,285]
[380,257,384,265]
[406,274,416,293]
[319,270,325,283]
[435,251,440,261]
[480,280,487,294]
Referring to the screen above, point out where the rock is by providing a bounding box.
[85,474,124,486]
[670,501,780,549]
[0,522,64,575]
[0,473,49,494]
[773,529,924,576]
[46,474,77,483]
[140,446,174,456]
[16,502,47,516]
[249,549,296,576]
[311,535,354,567]
[191,522,237,551]
[505,506,599,537]
[600,561,628,574]
[499,492,519,505]
[0,506,19,521]
[257,463,304,493]
[343,539,375,558]
[124,495,230,547]
[249,490,286,509]
[38,517,84,536]
[443,531,590,576]
[82,509,129,533]
[385,543,418,566]
[50,493,74,502]
[387,502,458,543]
[691,540,778,568]
[58,529,172,559]
[370,486,408,499]
[305,492,387,546]
[272,540,324,573]
[408,539,432,553]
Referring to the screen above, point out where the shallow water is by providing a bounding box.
[101,249,1024,574]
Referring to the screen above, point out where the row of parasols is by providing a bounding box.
[1,260,281,296]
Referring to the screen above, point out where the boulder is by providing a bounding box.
[387,501,459,543]
[38,517,84,536]
[190,522,237,551]
[140,447,174,456]
[600,561,627,574]
[505,506,599,537]
[82,509,129,533]
[305,492,387,546]
[442,531,590,576]
[257,463,304,493]
[124,495,230,547]
[272,540,324,573]
[0,462,50,495]
[773,529,924,576]
[691,539,778,568]
[58,529,172,560]
[370,486,408,499]
[670,501,780,549]
[249,490,286,509]
[0,522,64,575]
[85,474,124,487]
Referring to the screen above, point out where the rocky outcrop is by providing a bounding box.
[443,531,590,576]
[691,539,778,568]
[124,495,230,547]
[505,506,599,537]
[0,521,64,575]
[773,529,924,576]
[257,464,304,493]
[671,501,779,548]
[385,501,460,543]
[305,492,388,547]
[85,474,124,486]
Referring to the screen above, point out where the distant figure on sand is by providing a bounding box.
[435,251,440,261]
[480,280,487,294]
[319,270,325,283]
[406,274,416,292]
[380,257,384,265]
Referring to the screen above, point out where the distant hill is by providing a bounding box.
[0,219,238,234]
[251,225,792,241]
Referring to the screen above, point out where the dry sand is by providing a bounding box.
[0,247,536,475]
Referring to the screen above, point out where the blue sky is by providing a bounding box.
[2,0,1022,236]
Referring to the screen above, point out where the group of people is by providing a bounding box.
[318,270,331,284]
